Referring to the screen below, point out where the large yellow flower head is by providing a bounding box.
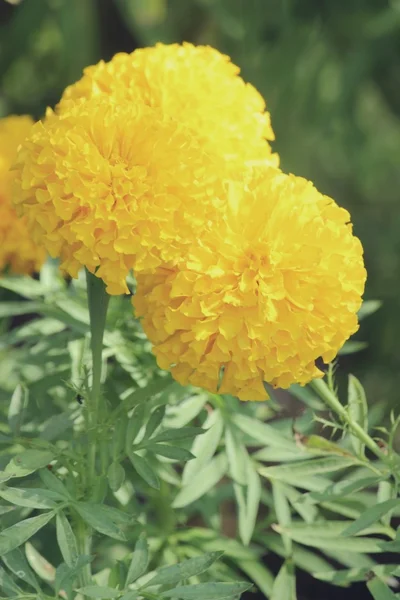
[58,42,278,168]
[13,98,230,294]
[0,116,46,275]
[133,168,366,401]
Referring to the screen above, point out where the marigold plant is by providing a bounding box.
[13,99,230,295]
[0,115,45,275]
[134,167,367,400]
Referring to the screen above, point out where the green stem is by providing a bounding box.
[76,516,92,587]
[310,379,390,466]
[86,268,110,490]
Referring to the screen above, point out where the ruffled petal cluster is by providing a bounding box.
[133,168,366,400]
[0,116,46,275]
[13,99,230,294]
[58,42,278,168]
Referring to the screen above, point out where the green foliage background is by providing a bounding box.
[1,0,399,399]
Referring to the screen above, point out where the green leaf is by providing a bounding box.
[274,523,384,553]
[315,564,400,587]
[151,427,205,444]
[160,581,252,599]
[182,410,224,485]
[235,460,261,546]
[126,533,149,585]
[39,468,70,498]
[271,561,296,600]
[165,393,207,428]
[0,486,58,509]
[4,450,55,478]
[129,452,160,489]
[0,275,44,298]
[55,555,93,596]
[348,375,368,457]
[149,444,194,461]
[125,403,146,450]
[144,405,166,440]
[300,435,355,457]
[342,500,399,537]
[358,300,381,320]
[173,453,228,508]
[236,560,273,598]
[272,482,292,556]
[0,566,24,596]
[232,413,294,448]
[107,461,126,492]
[8,384,28,436]
[367,576,397,600]
[339,341,368,355]
[0,301,44,318]
[144,551,224,588]
[0,512,54,555]
[225,426,248,485]
[378,481,394,527]
[2,548,39,591]
[74,503,127,541]
[120,593,139,600]
[306,476,384,504]
[259,456,358,481]
[56,511,78,567]
[78,585,121,598]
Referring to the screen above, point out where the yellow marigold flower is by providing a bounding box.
[133,168,366,401]
[13,99,230,295]
[58,42,278,168]
[0,115,46,275]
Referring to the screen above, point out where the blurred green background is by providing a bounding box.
[1,0,399,403]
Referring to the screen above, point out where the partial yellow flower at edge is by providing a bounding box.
[133,167,367,401]
[0,115,46,276]
[57,42,278,169]
[12,98,235,295]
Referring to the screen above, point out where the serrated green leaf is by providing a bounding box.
[236,560,273,598]
[367,576,397,600]
[2,548,39,591]
[0,566,24,596]
[0,512,54,555]
[125,404,146,450]
[0,301,44,318]
[79,585,121,598]
[55,555,93,596]
[182,410,224,486]
[151,427,205,444]
[259,456,358,482]
[129,452,160,489]
[160,581,252,599]
[74,503,127,541]
[5,450,55,478]
[149,444,194,461]
[107,461,125,492]
[126,533,149,585]
[0,486,58,509]
[144,405,166,440]
[300,435,354,457]
[144,551,224,589]
[306,476,384,504]
[56,511,78,567]
[271,560,296,600]
[274,523,384,553]
[173,453,228,508]
[348,375,368,457]
[232,413,294,448]
[165,393,207,428]
[225,426,248,485]
[235,459,261,547]
[8,384,28,436]
[342,500,399,537]
[39,468,70,498]
[272,482,292,556]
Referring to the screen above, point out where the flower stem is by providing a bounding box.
[310,379,389,465]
